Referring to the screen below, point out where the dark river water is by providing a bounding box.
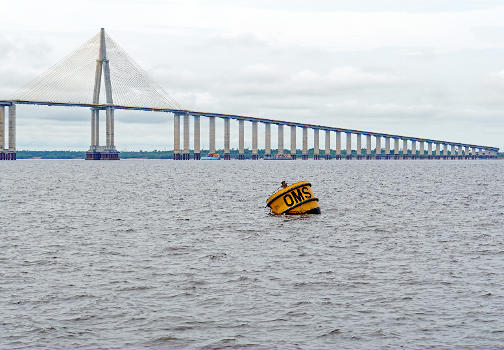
[1,159,504,349]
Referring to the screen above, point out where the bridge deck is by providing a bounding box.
[0,99,498,151]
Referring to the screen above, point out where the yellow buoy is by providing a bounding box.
[266,181,321,215]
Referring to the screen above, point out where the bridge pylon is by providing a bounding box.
[86,28,119,160]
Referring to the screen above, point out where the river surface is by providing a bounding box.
[1,159,504,349]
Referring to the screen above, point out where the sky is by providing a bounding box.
[1,0,504,150]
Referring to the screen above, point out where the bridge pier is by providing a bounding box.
[356,134,362,159]
[393,138,399,159]
[290,126,297,159]
[335,131,341,159]
[252,121,258,159]
[419,141,425,159]
[209,117,216,154]
[443,144,448,159]
[366,134,372,159]
[224,118,230,159]
[325,130,332,159]
[384,137,391,159]
[172,113,181,159]
[426,142,432,159]
[302,127,308,160]
[182,113,190,160]
[265,123,271,159]
[0,105,17,160]
[9,105,16,159]
[277,124,284,156]
[345,132,351,159]
[194,116,200,160]
[238,120,245,159]
[411,140,417,159]
[0,106,4,155]
[313,129,320,159]
[402,139,408,159]
[375,136,381,159]
[435,143,441,159]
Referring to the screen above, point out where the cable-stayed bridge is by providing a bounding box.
[0,28,499,160]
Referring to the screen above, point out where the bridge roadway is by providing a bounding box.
[0,99,500,159]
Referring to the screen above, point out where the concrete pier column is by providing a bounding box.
[345,132,352,159]
[8,105,16,153]
[94,110,100,147]
[0,106,4,150]
[265,123,271,157]
[302,127,308,160]
[90,109,96,147]
[375,136,381,159]
[110,108,115,148]
[313,129,320,159]
[183,113,190,160]
[238,119,245,159]
[384,137,390,159]
[335,131,341,159]
[411,141,417,159]
[105,109,110,146]
[427,142,433,159]
[402,139,408,159]
[356,134,362,159]
[442,144,448,159]
[464,146,470,159]
[277,124,284,155]
[105,108,114,148]
[450,144,456,159]
[394,138,400,159]
[290,126,297,159]
[193,116,200,159]
[419,141,425,159]
[366,135,372,159]
[224,118,231,160]
[251,121,258,159]
[173,113,180,159]
[209,117,216,154]
[435,143,441,159]
[325,130,332,159]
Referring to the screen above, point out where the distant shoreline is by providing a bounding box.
[15,150,504,159]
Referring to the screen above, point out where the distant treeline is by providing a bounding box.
[16,149,504,159]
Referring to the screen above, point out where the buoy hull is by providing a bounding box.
[266,181,320,215]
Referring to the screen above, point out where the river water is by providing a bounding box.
[1,159,504,349]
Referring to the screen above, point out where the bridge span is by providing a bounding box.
[0,28,499,160]
[0,99,499,160]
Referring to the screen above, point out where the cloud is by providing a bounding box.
[2,1,504,149]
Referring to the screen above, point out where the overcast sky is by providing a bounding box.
[2,0,504,150]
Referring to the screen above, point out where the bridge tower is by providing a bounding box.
[86,28,119,160]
